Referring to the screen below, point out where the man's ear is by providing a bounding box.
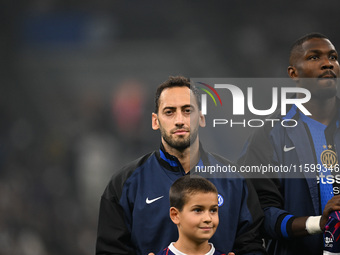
[152,113,159,130]
[288,66,298,80]
[199,111,206,128]
[169,207,180,225]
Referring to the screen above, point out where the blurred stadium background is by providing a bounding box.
[1,1,340,254]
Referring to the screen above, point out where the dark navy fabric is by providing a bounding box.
[238,101,340,255]
[300,113,333,212]
[96,144,265,255]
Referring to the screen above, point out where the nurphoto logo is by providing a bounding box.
[193,78,312,128]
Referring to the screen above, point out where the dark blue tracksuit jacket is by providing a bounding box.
[238,103,340,255]
[96,143,265,255]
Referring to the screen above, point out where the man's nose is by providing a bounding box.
[321,57,334,70]
[174,112,185,125]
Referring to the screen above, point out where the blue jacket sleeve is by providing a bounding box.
[96,168,136,255]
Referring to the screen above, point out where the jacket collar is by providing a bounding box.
[283,96,340,123]
[156,142,210,173]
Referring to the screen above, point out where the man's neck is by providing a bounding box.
[303,97,337,125]
[162,139,200,174]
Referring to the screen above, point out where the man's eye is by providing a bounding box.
[165,110,173,115]
[308,55,318,60]
[330,55,338,60]
[193,208,202,213]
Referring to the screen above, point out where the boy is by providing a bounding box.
[157,175,231,255]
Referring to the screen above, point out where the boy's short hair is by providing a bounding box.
[154,76,201,113]
[169,175,218,211]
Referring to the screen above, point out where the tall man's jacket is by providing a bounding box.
[96,143,265,255]
[238,102,340,255]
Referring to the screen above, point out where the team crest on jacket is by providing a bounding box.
[218,194,224,207]
[321,149,338,168]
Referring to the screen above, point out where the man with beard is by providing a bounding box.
[96,76,265,255]
[238,33,340,255]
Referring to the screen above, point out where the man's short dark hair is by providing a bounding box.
[154,76,201,113]
[169,175,218,211]
[289,32,330,65]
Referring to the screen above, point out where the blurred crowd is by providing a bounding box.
[2,1,340,254]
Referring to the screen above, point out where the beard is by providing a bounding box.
[159,124,199,151]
